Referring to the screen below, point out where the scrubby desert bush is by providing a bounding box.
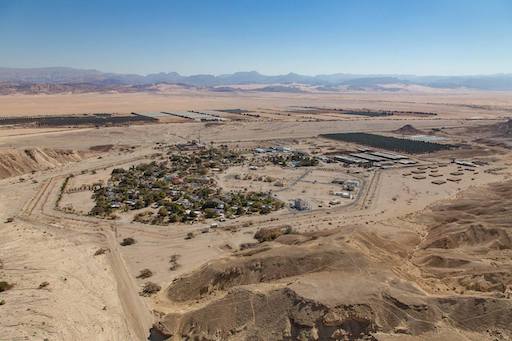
[239,242,259,250]
[242,221,254,228]
[93,247,109,256]
[38,281,50,289]
[169,254,180,271]
[254,225,294,243]
[0,281,14,292]
[136,269,153,279]
[133,211,153,224]
[120,237,136,246]
[204,208,218,219]
[140,282,161,296]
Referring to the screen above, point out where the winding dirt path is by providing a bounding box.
[19,175,153,340]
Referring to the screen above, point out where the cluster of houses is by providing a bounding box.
[253,146,319,168]
[102,171,197,210]
[329,178,359,202]
[90,148,284,224]
[328,178,359,199]
[289,178,360,212]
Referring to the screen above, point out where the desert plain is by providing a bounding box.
[1,87,512,341]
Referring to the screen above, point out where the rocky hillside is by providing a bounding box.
[393,124,425,135]
[0,148,88,179]
[153,181,512,340]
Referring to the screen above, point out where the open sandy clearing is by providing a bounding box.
[1,90,512,119]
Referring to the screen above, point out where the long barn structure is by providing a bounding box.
[333,155,369,165]
[349,152,387,162]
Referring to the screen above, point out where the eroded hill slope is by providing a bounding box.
[154,180,512,340]
[0,147,88,179]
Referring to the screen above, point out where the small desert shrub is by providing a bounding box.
[93,247,109,256]
[239,242,259,250]
[38,281,50,289]
[242,221,254,228]
[254,225,294,243]
[169,254,180,271]
[120,237,136,246]
[136,269,153,279]
[140,282,161,296]
[204,208,218,219]
[133,211,153,224]
[0,281,14,292]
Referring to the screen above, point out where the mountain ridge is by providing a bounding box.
[1,67,512,90]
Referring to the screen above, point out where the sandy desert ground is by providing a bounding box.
[1,88,512,118]
[1,90,512,341]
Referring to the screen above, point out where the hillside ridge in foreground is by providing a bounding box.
[154,180,512,340]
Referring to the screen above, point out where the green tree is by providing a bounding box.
[204,208,218,219]
[158,207,169,217]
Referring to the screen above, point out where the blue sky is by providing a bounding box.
[0,0,511,75]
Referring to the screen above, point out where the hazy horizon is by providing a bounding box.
[2,65,512,78]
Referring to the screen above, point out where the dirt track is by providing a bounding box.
[0,148,160,340]
[1,141,376,340]
[18,176,153,340]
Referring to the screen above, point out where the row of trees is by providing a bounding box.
[267,152,319,167]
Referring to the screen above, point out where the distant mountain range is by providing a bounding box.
[1,67,512,91]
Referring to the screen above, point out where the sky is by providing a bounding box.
[0,0,511,76]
